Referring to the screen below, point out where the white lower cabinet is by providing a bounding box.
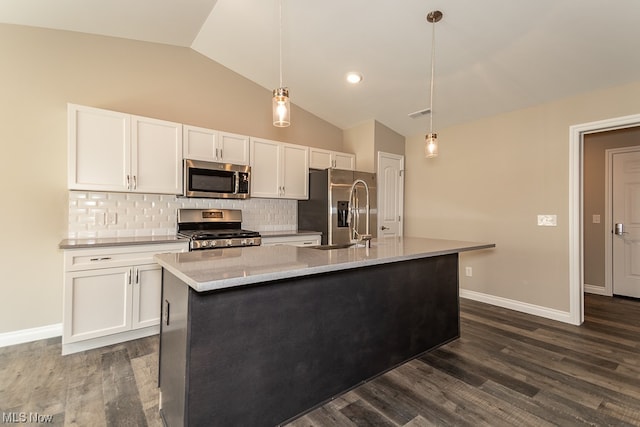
[62,242,187,354]
[261,234,321,247]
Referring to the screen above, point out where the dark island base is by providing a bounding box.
[159,253,460,427]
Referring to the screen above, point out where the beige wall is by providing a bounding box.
[344,120,375,172]
[0,24,343,334]
[583,128,640,288]
[374,121,405,159]
[344,120,405,173]
[405,80,640,312]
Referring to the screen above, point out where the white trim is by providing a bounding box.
[584,283,609,296]
[62,326,158,355]
[461,290,572,324]
[569,113,640,325]
[0,323,62,348]
[604,146,640,297]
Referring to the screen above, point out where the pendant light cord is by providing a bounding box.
[279,0,283,88]
[429,17,436,134]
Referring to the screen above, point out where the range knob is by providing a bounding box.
[225,239,233,247]
[241,239,248,246]
[201,241,209,248]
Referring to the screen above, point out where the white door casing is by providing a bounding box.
[377,152,404,238]
[570,113,640,326]
[612,150,640,297]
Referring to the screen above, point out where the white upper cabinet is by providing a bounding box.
[68,105,131,192]
[183,125,249,165]
[132,115,183,194]
[68,104,183,195]
[309,147,355,170]
[250,138,309,199]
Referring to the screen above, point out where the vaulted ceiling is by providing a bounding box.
[2,0,640,136]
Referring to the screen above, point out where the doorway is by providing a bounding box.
[570,114,640,324]
[584,134,640,297]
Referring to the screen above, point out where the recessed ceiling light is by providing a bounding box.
[346,72,363,84]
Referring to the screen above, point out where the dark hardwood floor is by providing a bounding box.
[1,294,638,426]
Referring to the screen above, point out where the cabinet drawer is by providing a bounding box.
[64,243,187,271]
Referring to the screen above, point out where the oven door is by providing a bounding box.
[184,160,250,199]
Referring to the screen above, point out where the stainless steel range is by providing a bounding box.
[177,208,261,251]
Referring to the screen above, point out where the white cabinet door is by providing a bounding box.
[219,132,250,165]
[309,148,332,170]
[183,126,250,165]
[68,104,131,192]
[282,143,309,199]
[333,152,355,170]
[183,125,218,161]
[64,266,132,343]
[132,116,183,195]
[250,138,282,198]
[308,147,355,171]
[132,264,162,329]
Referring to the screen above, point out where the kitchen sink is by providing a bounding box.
[307,243,355,250]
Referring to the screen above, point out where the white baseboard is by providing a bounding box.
[62,326,159,355]
[0,323,62,348]
[460,289,573,324]
[584,283,610,296]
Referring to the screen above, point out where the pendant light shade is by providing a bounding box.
[273,0,290,127]
[273,87,290,127]
[425,10,442,158]
[425,133,438,158]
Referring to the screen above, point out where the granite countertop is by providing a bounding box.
[154,237,495,292]
[59,235,188,249]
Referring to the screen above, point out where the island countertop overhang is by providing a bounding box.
[154,236,495,293]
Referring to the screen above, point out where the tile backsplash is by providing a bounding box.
[67,191,297,239]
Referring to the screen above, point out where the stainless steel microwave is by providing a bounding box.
[183,159,250,199]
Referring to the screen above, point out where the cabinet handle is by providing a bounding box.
[89,257,112,261]
[215,148,219,160]
[163,299,170,326]
[219,149,223,159]
[126,174,131,190]
[128,269,132,285]
[133,175,137,190]
[135,268,139,284]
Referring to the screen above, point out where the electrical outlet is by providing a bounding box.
[537,215,557,226]
[465,267,473,277]
[592,214,600,224]
[107,213,118,225]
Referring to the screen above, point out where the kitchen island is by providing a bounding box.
[154,237,494,427]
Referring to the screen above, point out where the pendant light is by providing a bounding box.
[425,10,442,158]
[273,0,290,127]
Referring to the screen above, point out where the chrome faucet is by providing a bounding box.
[347,179,372,247]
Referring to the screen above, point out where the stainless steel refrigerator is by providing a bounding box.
[298,168,377,245]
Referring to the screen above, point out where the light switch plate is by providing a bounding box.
[537,214,557,226]
[593,214,601,224]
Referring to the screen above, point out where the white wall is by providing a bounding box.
[405,80,640,313]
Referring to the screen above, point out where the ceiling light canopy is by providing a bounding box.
[425,10,442,159]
